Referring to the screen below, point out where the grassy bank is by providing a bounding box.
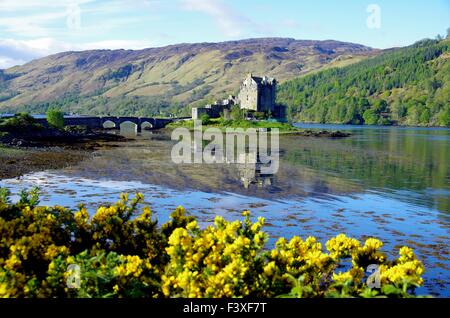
[167,118,301,133]
[0,191,426,298]
[167,118,351,137]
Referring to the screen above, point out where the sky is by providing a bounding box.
[0,0,449,68]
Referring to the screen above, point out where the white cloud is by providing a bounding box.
[0,38,74,65]
[181,0,248,37]
[0,12,69,37]
[0,0,164,68]
[0,56,26,69]
[0,1,160,37]
[0,38,154,68]
[0,0,95,11]
[82,0,163,14]
[0,0,101,37]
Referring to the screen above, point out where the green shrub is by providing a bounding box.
[0,113,38,130]
[46,109,65,129]
[230,106,245,121]
[200,114,211,125]
[254,112,267,120]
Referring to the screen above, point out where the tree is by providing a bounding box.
[437,108,449,127]
[277,38,449,127]
[419,108,431,124]
[230,106,244,121]
[372,99,388,113]
[46,109,64,129]
[200,114,210,125]
[362,109,379,125]
[447,27,450,39]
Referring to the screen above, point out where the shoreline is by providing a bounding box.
[164,127,352,138]
[0,145,91,180]
[0,126,128,180]
[293,122,450,129]
[166,119,352,138]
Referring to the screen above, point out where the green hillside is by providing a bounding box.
[0,38,374,117]
[278,39,450,127]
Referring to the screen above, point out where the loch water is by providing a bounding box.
[1,123,448,296]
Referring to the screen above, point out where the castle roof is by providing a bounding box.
[247,73,275,86]
[251,76,263,83]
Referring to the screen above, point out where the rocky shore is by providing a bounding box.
[0,119,126,179]
[0,146,90,179]
[295,130,351,138]
[0,125,125,148]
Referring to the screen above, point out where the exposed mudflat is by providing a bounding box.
[0,129,127,179]
[0,146,90,179]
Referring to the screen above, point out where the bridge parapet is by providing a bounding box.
[64,117,103,128]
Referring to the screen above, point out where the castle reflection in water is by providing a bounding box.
[236,152,275,189]
[192,139,277,190]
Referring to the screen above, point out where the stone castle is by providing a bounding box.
[238,74,277,113]
[192,74,285,120]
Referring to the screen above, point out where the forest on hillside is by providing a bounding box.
[277,39,450,127]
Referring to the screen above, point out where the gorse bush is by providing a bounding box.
[0,190,426,298]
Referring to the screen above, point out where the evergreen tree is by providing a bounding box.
[277,39,450,127]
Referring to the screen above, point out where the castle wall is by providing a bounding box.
[192,108,210,120]
[192,104,229,120]
[238,78,259,111]
[258,82,276,113]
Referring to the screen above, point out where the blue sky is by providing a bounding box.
[0,0,449,68]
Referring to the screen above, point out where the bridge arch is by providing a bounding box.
[102,120,117,129]
[119,121,138,133]
[141,121,154,130]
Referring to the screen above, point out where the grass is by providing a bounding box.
[167,118,301,133]
[0,145,23,155]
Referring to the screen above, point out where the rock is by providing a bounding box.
[295,129,351,138]
[329,131,351,138]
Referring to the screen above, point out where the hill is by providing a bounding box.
[277,39,450,126]
[0,38,375,116]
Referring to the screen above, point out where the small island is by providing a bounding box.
[167,117,351,138]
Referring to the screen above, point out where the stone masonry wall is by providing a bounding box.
[238,78,259,111]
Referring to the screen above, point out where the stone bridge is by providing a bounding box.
[31,116,174,131]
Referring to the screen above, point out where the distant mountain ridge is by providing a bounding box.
[0,38,376,116]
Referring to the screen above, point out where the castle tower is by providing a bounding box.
[238,74,277,113]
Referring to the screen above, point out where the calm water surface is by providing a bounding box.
[1,123,449,296]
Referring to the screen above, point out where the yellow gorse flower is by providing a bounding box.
[326,234,360,259]
[0,191,427,298]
